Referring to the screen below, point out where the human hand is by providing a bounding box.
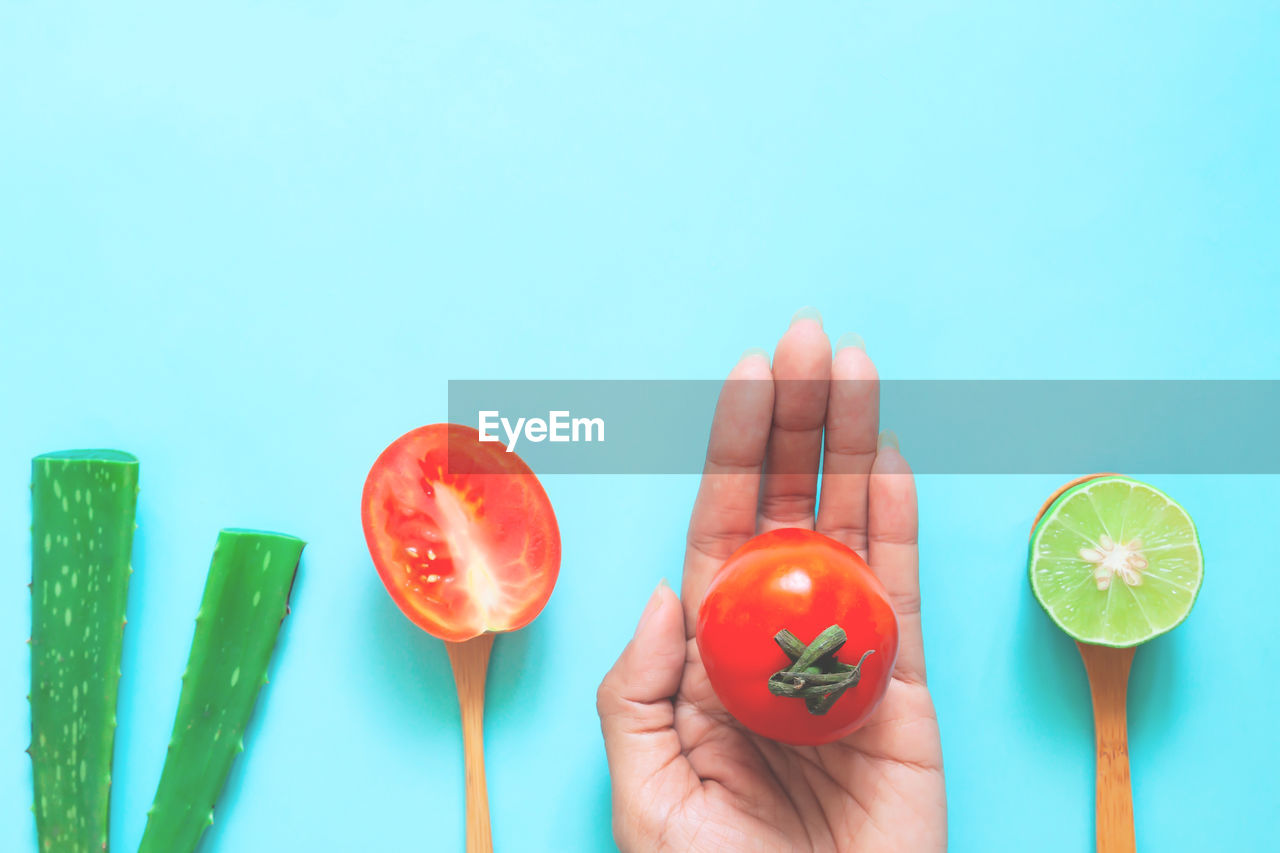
[597,312,945,852]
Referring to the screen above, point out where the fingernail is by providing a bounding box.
[740,347,769,362]
[637,579,668,628]
[878,430,899,451]
[790,306,823,328]
[835,332,865,352]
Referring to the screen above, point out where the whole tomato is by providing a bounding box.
[696,528,899,745]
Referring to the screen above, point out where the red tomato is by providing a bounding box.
[696,528,898,745]
[362,424,560,642]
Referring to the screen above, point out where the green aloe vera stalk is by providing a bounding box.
[30,450,140,853]
[137,528,304,853]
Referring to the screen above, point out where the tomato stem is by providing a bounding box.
[768,625,875,715]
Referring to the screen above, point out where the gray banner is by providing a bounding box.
[447,380,1280,474]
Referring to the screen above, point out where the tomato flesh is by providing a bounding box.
[362,424,560,642]
[696,528,899,745]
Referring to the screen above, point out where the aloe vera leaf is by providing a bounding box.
[137,528,304,853]
[30,449,140,853]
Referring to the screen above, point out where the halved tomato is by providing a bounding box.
[361,423,561,642]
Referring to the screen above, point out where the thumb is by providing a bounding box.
[597,581,695,815]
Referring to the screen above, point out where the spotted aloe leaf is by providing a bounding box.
[137,529,303,853]
[29,450,139,853]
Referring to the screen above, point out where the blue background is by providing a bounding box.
[3,2,1278,850]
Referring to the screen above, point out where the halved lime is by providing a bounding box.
[1030,475,1203,647]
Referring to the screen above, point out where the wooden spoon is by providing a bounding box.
[446,634,496,853]
[1033,473,1136,853]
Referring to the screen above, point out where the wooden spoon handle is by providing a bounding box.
[1077,641,1137,853]
[446,634,496,853]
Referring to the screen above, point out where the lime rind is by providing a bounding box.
[1029,476,1203,648]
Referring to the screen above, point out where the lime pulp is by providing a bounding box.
[1029,476,1203,647]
